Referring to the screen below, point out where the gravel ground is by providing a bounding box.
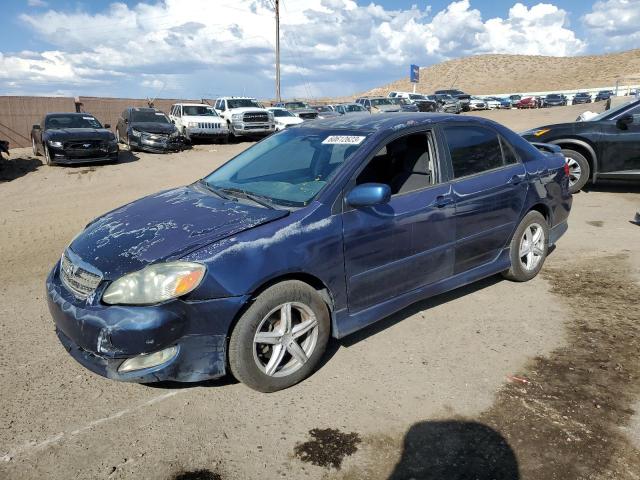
[1,105,639,479]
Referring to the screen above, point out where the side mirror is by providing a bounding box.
[346,183,391,208]
[104,123,111,129]
[616,115,633,130]
[32,124,40,130]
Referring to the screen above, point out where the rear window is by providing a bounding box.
[443,126,505,178]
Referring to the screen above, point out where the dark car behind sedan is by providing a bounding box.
[572,93,592,105]
[116,107,185,153]
[595,90,614,102]
[31,113,118,166]
[543,94,567,107]
[47,113,572,393]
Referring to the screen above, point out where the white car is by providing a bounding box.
[267,108,304,131]
[169,103,229,143]
[212,97,275,138]
[469,96,489,110]
[483,98,501,109]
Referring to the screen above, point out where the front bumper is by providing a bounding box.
[132,133,185,153]
[186,127,229,139]
[49,145,118,164]
[46,263,248,383]
[231,121,275,136]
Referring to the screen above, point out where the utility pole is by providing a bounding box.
[275,0,281,102]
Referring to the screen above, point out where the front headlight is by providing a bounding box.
[267,112,274,121]
[188,122,198,128]
[232,113,243,121]
[102,262,206,305]
[48,140,63,148]
[130,128,141,137]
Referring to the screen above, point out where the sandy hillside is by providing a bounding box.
[362,49,640,96]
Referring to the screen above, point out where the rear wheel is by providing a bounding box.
[229,281,330,392]
[502,211,549,282]
[561,149,590,193]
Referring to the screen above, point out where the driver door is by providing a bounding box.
[599,104,640,176]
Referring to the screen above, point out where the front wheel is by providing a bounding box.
[43,145,54,166]
[502,211,549,282]
[228,281,330,392]
[32,137,39,156]
[562,149,590,193]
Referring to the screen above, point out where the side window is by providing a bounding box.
[356,132,434,195]
[443,126,504,178]
[499,137,519,165]
[176,106,182,117]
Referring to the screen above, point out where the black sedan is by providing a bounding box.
[31,113,118,166]
[522,99,640,192]
[572,93,592,105]
[116,107,185,153]
[543,94,567,107]
[595,90,614,102]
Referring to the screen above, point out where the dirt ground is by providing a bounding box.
[1,104,639,480]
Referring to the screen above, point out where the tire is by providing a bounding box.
[227,121,236,139]
[228,280,330,392]
[182,127,190,142]
[44,145,54,166]
[116,129,121,144]
[561,149,590,193]
[32,137,39,156]
[502,211,549,282]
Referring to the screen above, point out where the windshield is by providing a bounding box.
[313,106,331,112]
[547,94,561,99]
[203,128,369,206]
[285,102,308,109]
[409,94,425,100]
[271,109,294,117]
[576,93,589,97]
[588,100,638,122]
[228,99,262,109]
[183,105,217,116]
[370,98,392,106]
[131,110,169,123]
[342,104,365,112]
[45,114,102,129]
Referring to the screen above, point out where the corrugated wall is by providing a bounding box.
[0,96,76,148]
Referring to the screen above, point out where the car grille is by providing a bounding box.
[65,140,103,149]
[60,251,102,300]
[243,112,269,123]
[298,112,318,120]
[196,122,222,129]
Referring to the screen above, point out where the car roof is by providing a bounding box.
[45,112,95,116]
[130,107,157,112]
[302,112,494,133]
[175,103,212,107]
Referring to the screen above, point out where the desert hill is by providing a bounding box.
[362,49,640,96]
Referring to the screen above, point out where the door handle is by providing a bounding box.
[433,195,454,208]
[509,174,526,185]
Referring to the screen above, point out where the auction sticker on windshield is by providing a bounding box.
[322,136,366,145]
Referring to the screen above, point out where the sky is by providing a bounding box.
[0,0,638,99]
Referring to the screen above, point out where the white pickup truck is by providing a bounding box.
[212,97,275,138]
[169,103,229,143]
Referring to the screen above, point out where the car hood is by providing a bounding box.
[372,104,401,112]
[227,107,268,114]
[521,122,581,137]
[46,128,115,141]
[182,115,223,122]
[69,183,288,279]
[130,122,176,134]
[277,117,304,125]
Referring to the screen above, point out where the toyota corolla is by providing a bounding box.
[46,114,572,392]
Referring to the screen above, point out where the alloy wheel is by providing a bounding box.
[566,157,581,187]
[253,302,319,378]
[519,223,545,271]
[32,138,37,156]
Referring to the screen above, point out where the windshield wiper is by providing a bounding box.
[219,188,277,210]
[198,180,230,200]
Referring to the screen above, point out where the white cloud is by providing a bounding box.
[1,0,588,98]
[582,0,640,51]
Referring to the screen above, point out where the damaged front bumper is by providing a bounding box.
[46,262,248,383]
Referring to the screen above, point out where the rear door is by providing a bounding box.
[342,129,456,312]
[440,124,528,274]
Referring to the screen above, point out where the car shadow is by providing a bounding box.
[116,149,139,164]
[388,420,519,480]
[0,155,43,182]
[337,274,503,349]
[583,180,640,194]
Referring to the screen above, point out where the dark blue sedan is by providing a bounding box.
[46,114,572,392]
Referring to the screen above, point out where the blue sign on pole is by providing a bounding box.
[410,64,419,83]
